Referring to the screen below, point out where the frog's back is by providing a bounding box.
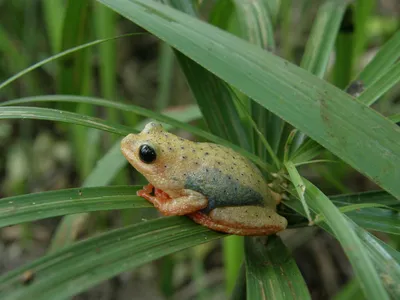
[184,142,274,212]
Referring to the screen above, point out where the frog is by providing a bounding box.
[121,122,287,236]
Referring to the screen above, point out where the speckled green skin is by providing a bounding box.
[185,168,264,213]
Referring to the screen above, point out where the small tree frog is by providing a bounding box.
[121,122,287,235]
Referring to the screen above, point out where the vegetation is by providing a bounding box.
[0,0,399,299]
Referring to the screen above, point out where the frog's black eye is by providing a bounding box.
[139,144,157,164]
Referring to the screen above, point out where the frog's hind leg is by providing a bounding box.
[188,206,287,236]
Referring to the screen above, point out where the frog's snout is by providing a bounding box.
[121,134,138,161]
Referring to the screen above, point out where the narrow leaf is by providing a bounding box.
[300,0,348,78]
[358,61,400,106]
[1,96,272,171]
[96,0,400,198]
[0,217,223,300]
[0,106,132,135]
[0,186,149,228]
[245,236,310,300]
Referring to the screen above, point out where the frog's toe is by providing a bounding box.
[188,206,287,236]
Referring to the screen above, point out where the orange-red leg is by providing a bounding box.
[137,184,171,209]
[187,212,284,236]
[137,184,207,216]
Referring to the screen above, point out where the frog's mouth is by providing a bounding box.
[121,134,138,164]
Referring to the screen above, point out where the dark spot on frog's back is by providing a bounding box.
[184,168,263,213]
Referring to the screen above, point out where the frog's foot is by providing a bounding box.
[188,206,287,236]
[137,184,172,207]
[138,185,208,216]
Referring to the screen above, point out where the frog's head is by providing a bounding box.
[121,122,176,178]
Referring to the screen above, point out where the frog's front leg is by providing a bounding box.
[138,185,208,216]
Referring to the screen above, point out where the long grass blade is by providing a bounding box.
[355,29,400,87]
[303,180,390,299]
[0,186,149,228]
[0,106,132,135]
[1,95,272,172]
[245,236,310,300]
[300,0,348,78]
[357,61,400,106]
[96,0,400,198]
[0,217,223,300]
[0,34,137,91]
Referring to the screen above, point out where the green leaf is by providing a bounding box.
[208,0,234,30]
[163,3,249,295]
[353,0,375,60]
[42,0,64,53]
[0,186,150,228]
[165,0,251,151]
[300,0,348,78]
[228,0,284,164]
[176,55,251,150]
[285,161,312,223]
[358,61,400,106]
[333,7,355,89]
[333,279,365,300]
[292,0,348,153]
[96,0,400,199]
[245,236,310,300]
[328,191,400,235]
[264,0,280,24]
[389,114,400,123]
[350,223,400,297]
[296,181,393,299]
[0,33,136,91]
[230,264,246,300]
[223,235,244,294]
[94,2,119,126]
[287,189,400,235]
[232,0,275,49]
[330,190,399,207]
[0,217,223,300]
[355,29,400,87]
[58,0,90,95]
[289,137,324,164]
[0,106,132,135]
[344,207,399,235]
[1,95,272,172]
[155,42,174,111]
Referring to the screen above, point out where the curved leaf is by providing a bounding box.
[245,236,311,300]
[355,29,400,87]
[358,61,400,106]
[330,190,399,207]
[0,34,137,91]
[300,0,348,78]
[0,186,150,228]
[96,0,400,199]
[1,96,272,172]
[164,0,252,152]
[0,217,223,300]
[0,106,132,135]
[302,180,389,299]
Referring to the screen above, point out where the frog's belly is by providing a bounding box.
[184,168,264,213]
